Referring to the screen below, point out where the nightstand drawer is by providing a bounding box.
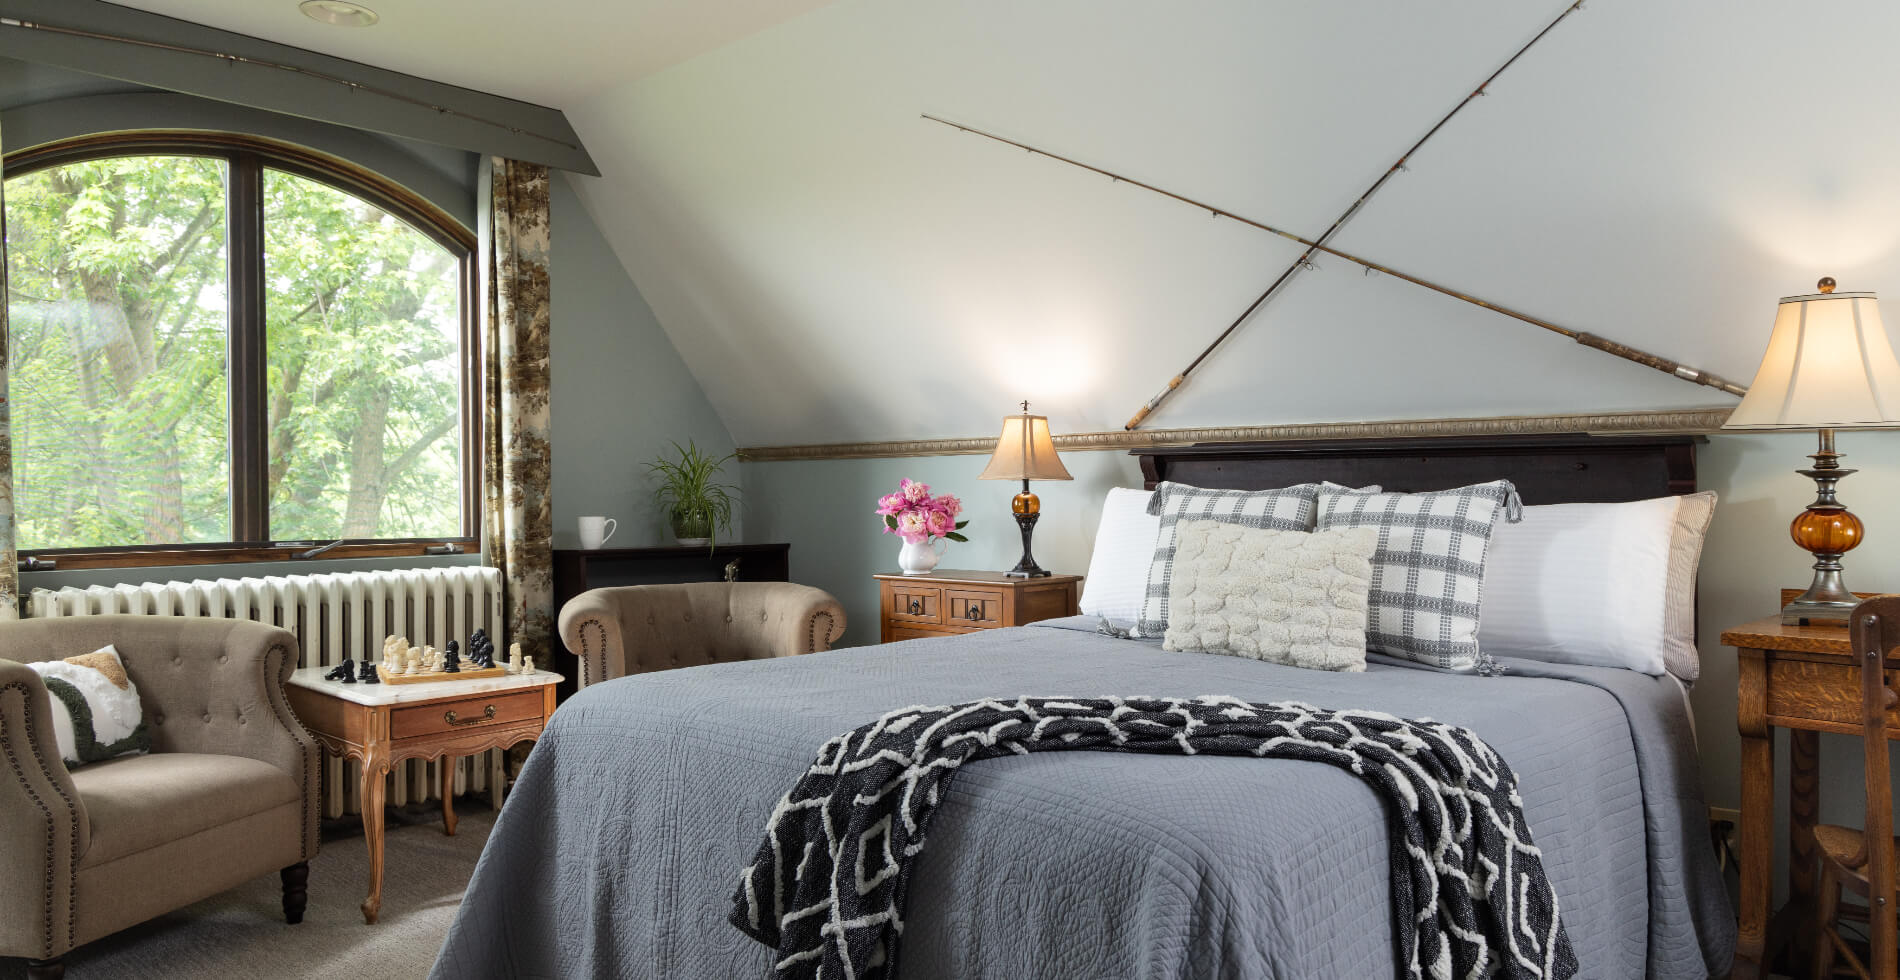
[1766,657,1900,733]
[391,689,544,740]
[945,589,1004,626]
[888,585,941,624]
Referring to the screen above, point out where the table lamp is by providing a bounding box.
[1724,277,1900,625]
[978,401,1073,577]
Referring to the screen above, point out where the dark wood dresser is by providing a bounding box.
[874,569,1081,643]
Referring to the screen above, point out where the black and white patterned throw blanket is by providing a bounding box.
[731,695,1576,980]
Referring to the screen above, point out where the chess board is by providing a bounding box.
[377,664,509,685]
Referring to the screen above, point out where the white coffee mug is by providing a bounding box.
[578,516,617,550]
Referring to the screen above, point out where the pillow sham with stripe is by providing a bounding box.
[1316,480,1521,672]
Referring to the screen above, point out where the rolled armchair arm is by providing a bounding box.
[560,589,630,689]
[0,616,319,862]
[0,658,87,959]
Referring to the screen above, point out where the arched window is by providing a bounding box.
[4,134,476,566]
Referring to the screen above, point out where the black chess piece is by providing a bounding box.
[324,659,351,682]
[443,640,461,674]
[331,657,357,683]
[358,659,380,684]
[468,631,495,669]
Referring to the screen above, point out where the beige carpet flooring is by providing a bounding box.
[1,804,495,980]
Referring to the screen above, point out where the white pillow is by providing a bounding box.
[1478,497,1681,674]
[1079,487,1160,623]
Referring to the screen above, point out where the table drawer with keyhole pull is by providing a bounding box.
[946,589,1003,626]
[888,586,942,624]
[391,689,544,740]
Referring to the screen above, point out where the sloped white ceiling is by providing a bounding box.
[559,0,1900,446]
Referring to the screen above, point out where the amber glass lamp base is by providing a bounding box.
[1782,429,1865,626]
[1005,483,1051,578]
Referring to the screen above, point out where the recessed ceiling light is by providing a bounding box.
[299,0,379,27]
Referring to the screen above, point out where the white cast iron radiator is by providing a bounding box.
[29,566,509,818]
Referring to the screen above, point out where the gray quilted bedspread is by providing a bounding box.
[432,618,1734,980]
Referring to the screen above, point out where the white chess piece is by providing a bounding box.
[508,642,523,674]
[522,656,534,676]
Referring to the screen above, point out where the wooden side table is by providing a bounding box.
[874,569,1081,643]
[1722,612,1900,979]
[286,667,562,924]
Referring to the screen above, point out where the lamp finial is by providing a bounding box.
[1020,399,1030,414]
[1819,276,1837,294]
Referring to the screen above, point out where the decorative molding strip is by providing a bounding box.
[736,407,1736,462]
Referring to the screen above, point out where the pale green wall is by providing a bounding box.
[743,428,1900,839]
[549,172,737,549]
[742,449,1138,648]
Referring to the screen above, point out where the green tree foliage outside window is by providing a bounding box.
[4,153,464,551]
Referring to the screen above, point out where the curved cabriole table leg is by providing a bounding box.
[441,755,459,837]
[359,740,391,925]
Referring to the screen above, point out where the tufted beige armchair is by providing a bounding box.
[558,582,846,688]
[0,616,319,979]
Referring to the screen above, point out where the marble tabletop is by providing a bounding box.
[287,665,562,706]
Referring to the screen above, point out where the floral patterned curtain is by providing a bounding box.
[479,158,552,659]
[0,118,18,621]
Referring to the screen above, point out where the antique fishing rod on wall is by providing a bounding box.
[924,10,1746,430]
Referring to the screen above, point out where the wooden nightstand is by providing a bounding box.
[1722,601,1898,980]
[874,569,1081,643]
[286,667,562,924]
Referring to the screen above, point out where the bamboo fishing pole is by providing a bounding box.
[923,6,1747,430]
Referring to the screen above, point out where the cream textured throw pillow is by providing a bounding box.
[1163,521,1380,671]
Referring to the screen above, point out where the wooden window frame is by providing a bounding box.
[6,132,482,569]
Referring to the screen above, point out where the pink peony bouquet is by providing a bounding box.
[876,479,969,544]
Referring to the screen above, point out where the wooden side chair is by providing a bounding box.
[1813,596,1900,980]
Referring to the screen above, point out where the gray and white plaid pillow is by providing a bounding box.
[1316,480,1521,672]
[1133,481,1320,637]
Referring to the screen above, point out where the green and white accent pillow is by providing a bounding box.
[28,645,151,768]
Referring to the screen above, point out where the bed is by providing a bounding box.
[433,434,1735,979]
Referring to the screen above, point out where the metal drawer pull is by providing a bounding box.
[444,705,497,726]
[967,605,982,620]
[909,600,921,614]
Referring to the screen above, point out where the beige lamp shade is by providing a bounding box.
[1725,288,1900,429]
[978,412,1073,481]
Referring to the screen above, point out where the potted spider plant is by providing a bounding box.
[650,440,738,548]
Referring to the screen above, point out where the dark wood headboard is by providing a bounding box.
[1135,434,1698,503]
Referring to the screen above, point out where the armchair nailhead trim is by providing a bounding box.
[807,611,838,654]
[2,681,79,958]
[262,643,321,861]
[579,618,608,687]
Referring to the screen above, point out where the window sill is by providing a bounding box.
[21,540,476,571]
